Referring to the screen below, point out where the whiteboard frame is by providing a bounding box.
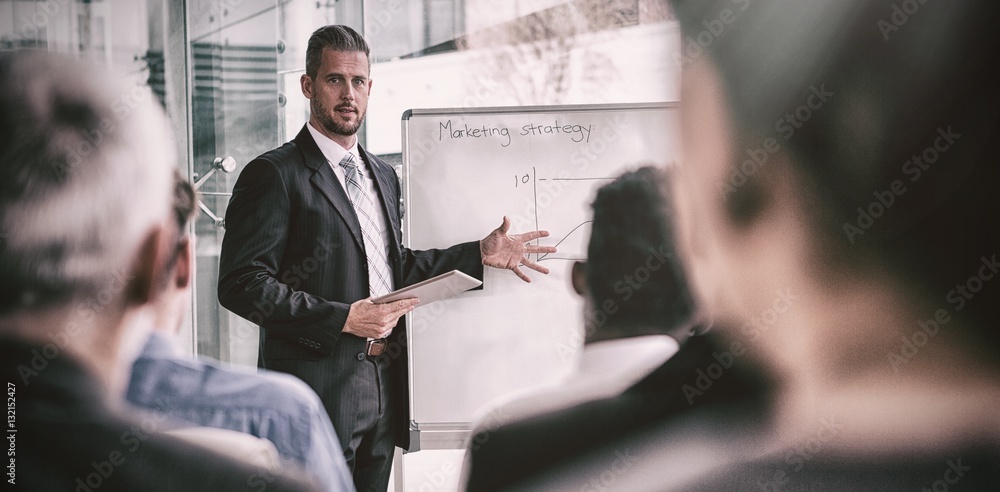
[400,102,676,451]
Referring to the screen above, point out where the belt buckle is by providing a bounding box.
[366,338,387,357]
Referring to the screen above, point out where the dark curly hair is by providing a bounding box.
[584,166,696,340]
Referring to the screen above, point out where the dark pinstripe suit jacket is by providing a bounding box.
[218,125,484,448]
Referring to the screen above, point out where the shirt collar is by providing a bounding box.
[307,121,360,167]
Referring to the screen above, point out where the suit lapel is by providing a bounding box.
[295,126,365,252]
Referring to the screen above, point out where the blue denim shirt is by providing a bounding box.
[126,332,354,491]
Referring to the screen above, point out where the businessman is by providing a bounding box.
[218,24,555,491]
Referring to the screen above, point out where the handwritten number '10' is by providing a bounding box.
[515,173,530,187]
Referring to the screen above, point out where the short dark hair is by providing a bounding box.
[585,166,696,338]
[670,0,1000,344]
[305,25,370,79]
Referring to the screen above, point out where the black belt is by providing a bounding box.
[366,338,387,356]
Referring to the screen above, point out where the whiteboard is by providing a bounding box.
[402,103,679,438]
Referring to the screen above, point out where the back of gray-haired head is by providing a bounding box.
[0,51,175,314]
[305,25,370,78]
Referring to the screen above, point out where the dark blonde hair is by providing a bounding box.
[305,25,370,79]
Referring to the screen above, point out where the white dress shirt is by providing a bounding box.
[306,122,394,290]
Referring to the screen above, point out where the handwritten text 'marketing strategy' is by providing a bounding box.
[438,119,595,148]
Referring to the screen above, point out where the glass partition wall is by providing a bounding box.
[187,0,280,365]
[0,0,198,351]
[191,0,365,365]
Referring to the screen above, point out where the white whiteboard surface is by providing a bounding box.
[402,103,679,431]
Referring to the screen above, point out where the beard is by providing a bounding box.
[312,98,366,137]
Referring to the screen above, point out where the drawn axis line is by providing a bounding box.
[538,220,593,262]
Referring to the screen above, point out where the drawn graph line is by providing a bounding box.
[538,220,592,262]
[538,177,616,181]
[529,170,612,261]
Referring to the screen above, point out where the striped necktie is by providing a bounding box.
[339,153,393,298]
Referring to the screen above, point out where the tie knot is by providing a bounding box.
[339,153,357,172]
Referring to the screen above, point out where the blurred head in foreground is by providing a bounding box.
[0,51,177,390]
[669,0,1000,444]
[150,172,196,337]
[574,165,698,344]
